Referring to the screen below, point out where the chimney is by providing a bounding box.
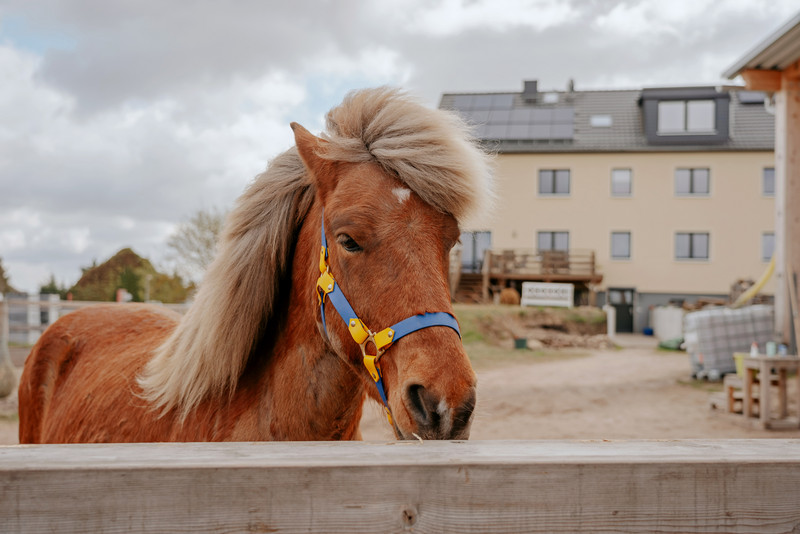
[522,80,538,102]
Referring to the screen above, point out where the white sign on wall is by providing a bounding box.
[520,282,574,308]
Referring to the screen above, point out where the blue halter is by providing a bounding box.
[315,211,461,425]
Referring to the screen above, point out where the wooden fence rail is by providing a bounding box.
[1,440,799,533]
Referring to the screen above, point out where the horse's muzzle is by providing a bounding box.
[402,384,476,440]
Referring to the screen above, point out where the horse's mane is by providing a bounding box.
[138,87,494,417]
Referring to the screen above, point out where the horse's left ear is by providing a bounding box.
[291,122,336,199]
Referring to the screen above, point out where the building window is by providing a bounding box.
[460,231,492,273]
[762,232,774,262]
[611,232,631,259]
[658,100,715,134]
[763,167,775,196]
[611,169,632,196]
[675,168,710,196]
[538,169,570,195]
[676,232,709,260]
[537,231,569,251]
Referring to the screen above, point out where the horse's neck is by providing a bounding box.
[248,211,366,441]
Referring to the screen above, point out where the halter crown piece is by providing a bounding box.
[315,210,461,426]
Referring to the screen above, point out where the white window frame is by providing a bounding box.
[537,231,570,252]
[762,232,775,262]
[675,168,710,196]
[675,232,710,261]
[763,167,775,197]
[538,169,571,196]
[611,168,632,197]
[657,100,716,134]
[610,231,631,260]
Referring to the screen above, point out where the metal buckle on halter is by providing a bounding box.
[360,334,385,382]
[359,325,396,381]
[361,340,394,426]
[316,270,335,305]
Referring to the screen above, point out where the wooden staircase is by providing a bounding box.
[453,273,484,303]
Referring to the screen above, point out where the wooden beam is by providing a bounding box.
[741,69,782,91]
[2,440,800,533]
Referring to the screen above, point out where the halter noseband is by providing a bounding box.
[315,211,461,426]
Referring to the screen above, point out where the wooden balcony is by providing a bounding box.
[481,248,603,303]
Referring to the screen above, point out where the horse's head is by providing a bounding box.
[293,122,478,440]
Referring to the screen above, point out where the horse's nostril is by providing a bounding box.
[451,387,477,437]
[406,384,441,429]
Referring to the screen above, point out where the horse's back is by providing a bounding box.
[18,304,180,443]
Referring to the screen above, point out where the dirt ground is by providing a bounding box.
[5,335,798,444]
[361,334,800,440]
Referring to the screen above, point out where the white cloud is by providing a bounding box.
[1,0,799,294]
[397,0,575,36]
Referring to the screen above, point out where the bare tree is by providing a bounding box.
[167,207,226,282]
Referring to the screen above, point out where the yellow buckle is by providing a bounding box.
[348,317,370,345]
[319,246,328,273]
[363,354,381,383]
[316,271,335,304]
[373,328,395,351]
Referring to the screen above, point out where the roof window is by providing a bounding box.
[590,115,613,127]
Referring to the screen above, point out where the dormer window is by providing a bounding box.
[640,87,729,146]
[657,100,715,134]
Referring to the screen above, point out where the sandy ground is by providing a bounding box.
[3,335,799,444]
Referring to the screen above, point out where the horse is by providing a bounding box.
[18,87,493,443]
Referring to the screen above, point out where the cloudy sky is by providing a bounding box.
[1,0,797,293]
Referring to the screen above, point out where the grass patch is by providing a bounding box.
[677,378,723,393]
[452,304,594,369]
[0,412,18,423]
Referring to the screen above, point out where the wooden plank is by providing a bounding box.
[2,440,800,533]
[741,68,782,91]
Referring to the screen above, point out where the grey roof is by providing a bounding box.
[439,85,774,154]
[723,10,800,78]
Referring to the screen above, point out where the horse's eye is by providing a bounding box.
[338,234,362,253]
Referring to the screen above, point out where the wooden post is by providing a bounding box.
[773,67,800,349]
[2,440,800,533]
[785,71,800,350]
[481,248,491,303]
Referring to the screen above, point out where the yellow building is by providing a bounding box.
[440,81,775,332]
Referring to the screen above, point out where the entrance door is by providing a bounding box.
[607,287,635,333]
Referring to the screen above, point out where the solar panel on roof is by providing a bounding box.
[530,124,551,139]
[472,95,494,109]
[551,123,574,139]
[489,109,511,123]
[509,109,533,123]
[491,94,514,108]
[445,92,575,141]
[485,124,509,138]
[452,95,473,110]
[552,108,575,123]
[507,124,529,138]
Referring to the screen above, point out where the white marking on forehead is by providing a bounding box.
[392,187,412,204]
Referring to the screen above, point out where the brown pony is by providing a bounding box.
[18,88,493,443]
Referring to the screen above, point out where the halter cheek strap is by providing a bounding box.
[315,211,461,426]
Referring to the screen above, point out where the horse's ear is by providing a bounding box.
[291,122,335,199]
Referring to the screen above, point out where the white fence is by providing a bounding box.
[2,294,189,346]
[1,439,799,533]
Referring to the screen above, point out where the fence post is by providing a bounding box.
[26,294,41,346]
[0,295,16,398]
[46,293,60,326]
